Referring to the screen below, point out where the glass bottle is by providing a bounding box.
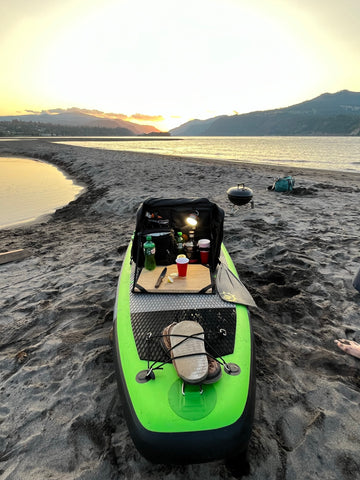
[184,230,198,263]
[143,235,156,270]
[177,231,184,254]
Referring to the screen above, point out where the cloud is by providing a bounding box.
[46,108,68,114]
[24,107,164,124]
[43,107,106,116]
[104,112,128,120]
[129,113,165,122]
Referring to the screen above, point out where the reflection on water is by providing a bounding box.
[0,156,84,229]
[56,136,360,173]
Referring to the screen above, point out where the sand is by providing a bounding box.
[0,139,359,480]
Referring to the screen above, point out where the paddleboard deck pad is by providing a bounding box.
[113,198,255,464]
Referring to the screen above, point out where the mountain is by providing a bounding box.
[170,115,227,136]
[0,111,160,135]
[170,90,360,136]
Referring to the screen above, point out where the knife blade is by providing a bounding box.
[155,267,167,288]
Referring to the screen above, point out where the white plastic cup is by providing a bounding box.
[198,239,210,249]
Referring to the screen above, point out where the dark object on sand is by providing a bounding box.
[353,266,360,293]
[113,197,255,464]
[268,176,295,192]
[227,184,253,206]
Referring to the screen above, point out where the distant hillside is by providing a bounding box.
[0,120,135,137]
[171,115,227,136]
[170,90,360,136]
[0,111,160,135]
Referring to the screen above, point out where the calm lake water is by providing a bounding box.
[56,136,360,173]
[2,136,360,229]
[0,156,84,229]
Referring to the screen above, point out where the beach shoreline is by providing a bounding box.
[0,140,359,479]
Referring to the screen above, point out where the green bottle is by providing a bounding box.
[177,231,184,254]
[143,235,156,270]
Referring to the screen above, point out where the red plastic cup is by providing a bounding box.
[200,249,209,264]
[198,239,210,265]
[176,256,189,276]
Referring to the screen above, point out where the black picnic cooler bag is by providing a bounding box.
[131,197,224,272]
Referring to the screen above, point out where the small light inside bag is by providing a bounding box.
[186,212,199,226]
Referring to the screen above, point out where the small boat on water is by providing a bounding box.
[113,197,256,464]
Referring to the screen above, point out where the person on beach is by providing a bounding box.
[334,269,360,359]
[334,339,360,359]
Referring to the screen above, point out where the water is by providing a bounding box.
[0,157,84,229]
[55,136,360,173]
[2,136,359,229]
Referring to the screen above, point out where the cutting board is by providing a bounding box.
[134,264,212,293]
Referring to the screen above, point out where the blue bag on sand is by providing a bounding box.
[274,176,295,192]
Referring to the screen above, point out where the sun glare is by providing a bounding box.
[0,0,360,127]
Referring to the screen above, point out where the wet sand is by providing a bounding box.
[0,140,359,479]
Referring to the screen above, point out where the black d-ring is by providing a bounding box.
[224,363,241,376]
[136,369,155,383]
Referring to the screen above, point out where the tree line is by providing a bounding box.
[0,119,134,137]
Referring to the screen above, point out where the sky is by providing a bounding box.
[1,0,360,131]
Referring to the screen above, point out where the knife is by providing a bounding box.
[155,267,167,288]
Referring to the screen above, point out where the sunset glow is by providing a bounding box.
[1,0,360,131]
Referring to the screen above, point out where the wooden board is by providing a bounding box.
[0,249,31,265]
[135,264,212,293]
